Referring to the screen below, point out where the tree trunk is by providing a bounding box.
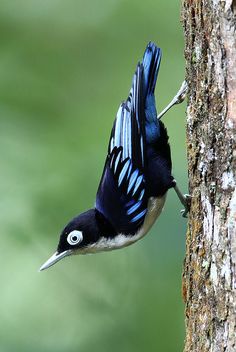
[181,1,236,351]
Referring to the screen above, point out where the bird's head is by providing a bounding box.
[39,209,100,271]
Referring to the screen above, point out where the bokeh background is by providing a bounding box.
[0,1,188,351]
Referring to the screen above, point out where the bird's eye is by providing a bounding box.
[67,230,83,246]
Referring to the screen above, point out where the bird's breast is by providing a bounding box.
[82,195,167,254]
[137,194,167,238]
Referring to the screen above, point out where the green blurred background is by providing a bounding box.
[0,1,187,351]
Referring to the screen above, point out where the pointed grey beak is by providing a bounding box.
[39,250,72,272]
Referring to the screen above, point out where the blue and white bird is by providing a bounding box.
[40,42,189,271]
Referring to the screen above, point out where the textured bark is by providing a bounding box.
[181,1,236,351]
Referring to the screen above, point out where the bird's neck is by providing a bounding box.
[94,209,117,238]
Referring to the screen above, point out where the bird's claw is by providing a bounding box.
[180,209,188,218]
[180,194,191,218]
[175,81,188,105]
[158,80,188,120]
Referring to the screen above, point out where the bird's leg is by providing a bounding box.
[172,180,191,218]
[159,81,189,214]
[158,81,188,119]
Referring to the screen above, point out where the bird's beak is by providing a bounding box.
[39,250,72,272]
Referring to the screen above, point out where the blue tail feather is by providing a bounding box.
[126,42,161,144]
[140,42,161,144]
[142,42,161,97]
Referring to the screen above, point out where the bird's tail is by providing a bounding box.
[142,42,161,97]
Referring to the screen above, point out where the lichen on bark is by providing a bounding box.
[181,0,236,351]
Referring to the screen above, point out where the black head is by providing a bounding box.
[57,209,100,253]
[39,209,100,271]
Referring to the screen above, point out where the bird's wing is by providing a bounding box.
[96,63,148,235]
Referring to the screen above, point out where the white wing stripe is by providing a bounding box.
[114,106,122,147]
[127,201,141,215]
[127,163,132,178]
[139,189,145,200]
[114,150,122,173]
[127,169,139,193]
[109,137,114,153]
[132,175,143,196]
[140,135,144,165]
[122,109,127,160]
[130,209,147,223]
[118,160,130,186]
[127,114,132,158]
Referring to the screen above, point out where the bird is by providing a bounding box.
[39,42,189,271]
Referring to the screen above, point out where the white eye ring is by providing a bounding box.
[67,230,83,246]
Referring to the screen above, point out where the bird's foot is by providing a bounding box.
[158,80,188,119]
[180,194,191,218]
[174,80,188,105]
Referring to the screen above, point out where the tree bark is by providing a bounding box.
[181,1,236,351]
